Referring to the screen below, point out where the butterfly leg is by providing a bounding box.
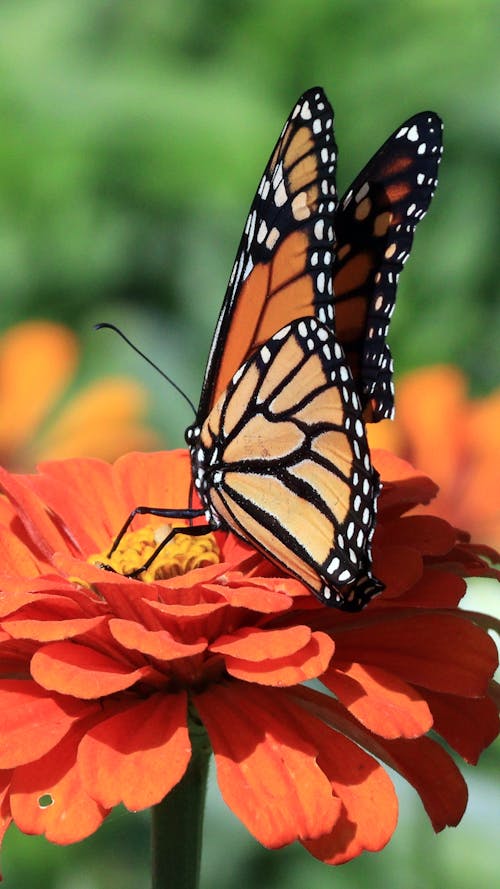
[107,506,206,558]
[128,522,212,578]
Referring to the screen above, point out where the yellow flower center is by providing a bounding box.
[89,523,220,582]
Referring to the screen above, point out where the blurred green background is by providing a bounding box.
[0,0,498,886]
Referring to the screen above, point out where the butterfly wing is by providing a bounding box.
[197,87,338,418]
[333,112,443,421]
[191,318,383,610]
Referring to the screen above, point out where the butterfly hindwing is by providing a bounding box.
[333,111,443,420]
[199,88,338,414]
[191,318,383,610]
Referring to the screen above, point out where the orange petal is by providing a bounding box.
[323,662,432,739]
[298,718,398,863]
[113,450,193,517]
[10,718,109,843]
[194,683,341,847]
[0,680,97,768]
[30,457,130,552]
[36,379,158,463]
[109,618,207,660]
[0,322,77,457]
[224,633,335,686]
[78,692,190,811]
[396,365,467,491]
[30,641,153,698]
[291,686,468,833]
[2,615,106,642]
[211,625,312,660]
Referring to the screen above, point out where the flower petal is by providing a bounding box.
[194,683,341,847]
[0,321,77,455]
[334,612,498,695]
[323,662,433,739]
[0,467,71,560]
[78,692,190,810]
[3,615,107,642]
[109,618,207,660]
[0,680,97,768]
[224,633,335,686]
[381,515,457,556]
[422,688,499,763]
[292,686,468,832]
[211,625,312,660]
[30,641,154,698]
[10,719,109,844]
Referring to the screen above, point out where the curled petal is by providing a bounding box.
[210,625,312,660]
[30,641,154,698]
[224,634,335,686]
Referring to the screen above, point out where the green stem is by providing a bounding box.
[151,719,211,889]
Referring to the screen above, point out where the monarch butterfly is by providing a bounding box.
[108,87,443,610]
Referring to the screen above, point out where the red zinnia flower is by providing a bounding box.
[0,449,498,870]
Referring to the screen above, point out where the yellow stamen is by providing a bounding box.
[89,523,220,582]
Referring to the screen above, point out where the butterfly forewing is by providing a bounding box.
[190,318,383,610]
[333,111,443,420]
[198,87,338,415]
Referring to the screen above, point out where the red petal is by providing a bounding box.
[109,618,207,660]
[0,771,12,855]
[393,570,466,608]
[0,467,72,560]
[30,641,153,698]
[299,726,397,863]
[0,680,97,768]
[78,691,190,810]
[194,683,341,847]
[30,458,127,551]
[211,625,312,660]
[10,719,109,843]
[334,612,497,695]
[422,688,499,763]
[323,662,432,739]
[225,633,334,686]
[292,687,468,832]
[373,544,423,597]
[381,515,456,556]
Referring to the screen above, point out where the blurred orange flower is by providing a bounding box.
[0,448,497,869]
[368,366,500,546]
[0,320,158,470]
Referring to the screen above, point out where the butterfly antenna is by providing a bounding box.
[95,322,197,416]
